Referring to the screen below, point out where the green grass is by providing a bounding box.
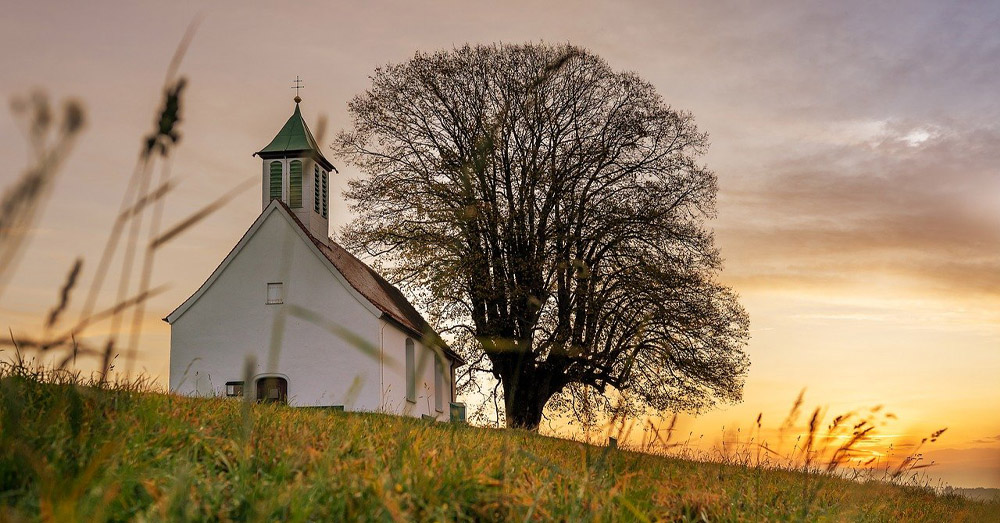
[1,364,997,522]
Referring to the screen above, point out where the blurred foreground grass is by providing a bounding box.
[1,362,996,522]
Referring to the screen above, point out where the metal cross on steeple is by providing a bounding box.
[291,76,304,103]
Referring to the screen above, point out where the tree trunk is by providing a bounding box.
[500,368,561,430]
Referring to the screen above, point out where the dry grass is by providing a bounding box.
[582,389,974,520]
[1,360,996,522]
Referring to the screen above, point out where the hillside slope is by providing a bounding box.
[1,369,997,521]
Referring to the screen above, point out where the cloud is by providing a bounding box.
[632,2,1000,305]
[716,121,1000,299]
[972,435,1000,445]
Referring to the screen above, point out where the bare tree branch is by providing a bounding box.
[336,43,749,430]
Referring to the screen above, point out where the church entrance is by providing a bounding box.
[256,376,287,404]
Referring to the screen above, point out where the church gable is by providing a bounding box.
[165,199,460,364]
[164,200,382,325]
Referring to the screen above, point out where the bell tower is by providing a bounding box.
[254,88,336,243]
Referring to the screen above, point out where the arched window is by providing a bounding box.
[313,165,321,213]
[434,356,445,412]
[269,161,282,201]
[289,160,303,208]
[405,338,415,403]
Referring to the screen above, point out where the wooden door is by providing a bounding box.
[256,377,287,404]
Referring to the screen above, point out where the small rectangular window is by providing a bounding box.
[266,282,283,304]
[225,381,244,397]
[405,338,415,403]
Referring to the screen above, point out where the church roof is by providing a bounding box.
[281,201,453,346]
[279,201,463,364]
[254,103,335,172]
[317,239,461,355]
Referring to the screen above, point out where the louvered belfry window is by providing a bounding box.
[269,161,282,201]
[289,160,303,208]
[313,165,321,213]
[321,171,328,218]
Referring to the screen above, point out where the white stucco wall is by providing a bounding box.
[169,206,381,409]
[168,204,455,419]
[379,318,452,420]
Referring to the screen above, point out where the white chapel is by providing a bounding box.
[165,95,464,420]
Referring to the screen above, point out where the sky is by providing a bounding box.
[1,0,998,488]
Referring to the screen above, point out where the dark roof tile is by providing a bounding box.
[277,201,463,364]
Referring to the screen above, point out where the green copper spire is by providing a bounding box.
[255,100,335,172]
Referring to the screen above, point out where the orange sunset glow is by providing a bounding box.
[2,0,998,491]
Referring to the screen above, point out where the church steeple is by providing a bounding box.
[254,94,336,242]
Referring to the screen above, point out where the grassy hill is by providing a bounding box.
[1,365,997,521]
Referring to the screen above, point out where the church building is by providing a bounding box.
[165,95,464,420]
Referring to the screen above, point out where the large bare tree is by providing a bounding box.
[336,43,749,430]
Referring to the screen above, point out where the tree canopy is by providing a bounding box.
[336,43,749,429]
